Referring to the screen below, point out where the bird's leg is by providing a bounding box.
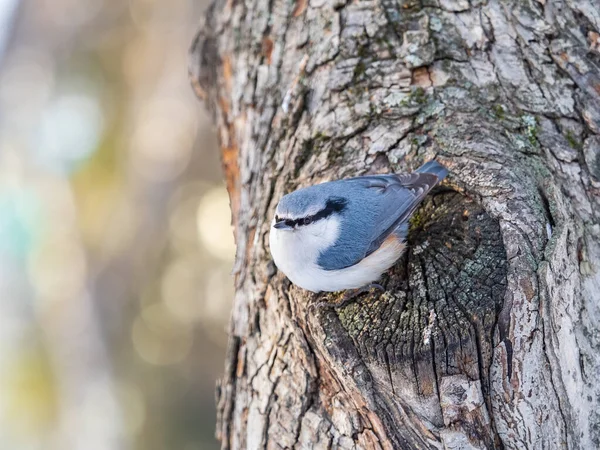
[336,283,385,308]
[313,283,385,310]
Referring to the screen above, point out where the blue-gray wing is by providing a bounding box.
[317,171,443,271]
[354,173,441,256]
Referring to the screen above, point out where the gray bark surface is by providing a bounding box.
[190,0,600,448]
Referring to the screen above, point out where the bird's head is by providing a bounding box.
[272,185,348,232]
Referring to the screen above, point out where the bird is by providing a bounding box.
[269,160,448,293]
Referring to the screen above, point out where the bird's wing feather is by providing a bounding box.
[350,173,439,257]
[317,172,440,271]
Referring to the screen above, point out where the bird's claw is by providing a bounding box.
[309,283,386,311]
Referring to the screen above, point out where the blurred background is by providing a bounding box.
[0,0,233,449]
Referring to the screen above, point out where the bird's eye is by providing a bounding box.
[305,217,312,225]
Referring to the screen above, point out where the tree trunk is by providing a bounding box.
[190,0,600,448]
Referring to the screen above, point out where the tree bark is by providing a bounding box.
[190,0,600,448]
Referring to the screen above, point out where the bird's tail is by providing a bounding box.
[416,160,449,181]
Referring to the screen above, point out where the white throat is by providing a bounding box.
[269,216,340,290]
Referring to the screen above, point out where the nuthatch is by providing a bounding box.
[269,160,448,293]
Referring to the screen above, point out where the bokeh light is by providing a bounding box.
[0,0,229,449]
[161,256,203,324]
[130,98,197,182]
[34,93,104,174]
[131,303,194,366]
[197,186,236,260]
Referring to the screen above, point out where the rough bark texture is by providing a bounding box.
[190,0,600,448]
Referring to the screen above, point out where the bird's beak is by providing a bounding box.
[273,221,293,230]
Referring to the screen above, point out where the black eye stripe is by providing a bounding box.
[310,197,347,222]
[278,197,348,227]
[326,197,348,212]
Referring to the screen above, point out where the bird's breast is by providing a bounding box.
[270,224,406,292]
[269,218,341,292]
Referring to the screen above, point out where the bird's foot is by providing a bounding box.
[312,283,385,310]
